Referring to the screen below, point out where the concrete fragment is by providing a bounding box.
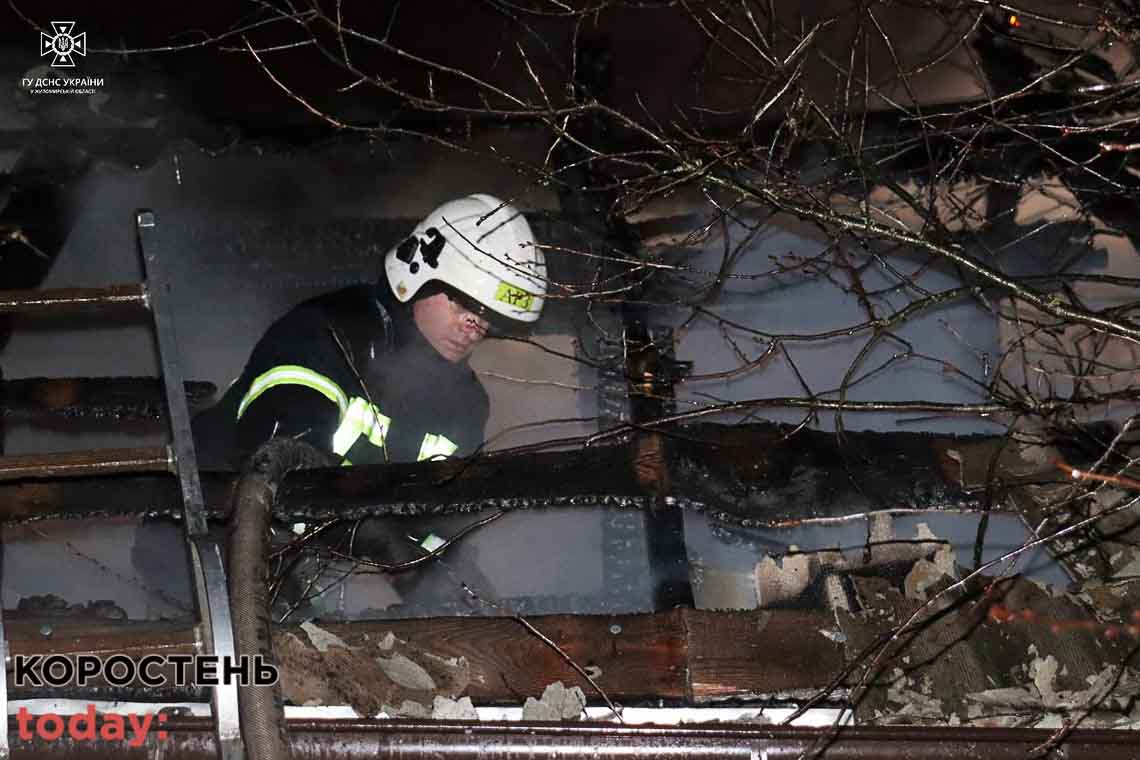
[755,552,814,606]
[300,621,349,652]
[522,681,586,721]
[1111,551,1140,581]
[823,574,850,611]
[903,545,956,602]
[931,544,956,577]
[914,522,939,542]
[1031,655,1060,706]
[1088,488,1137,535]
[422,651,467,670]
[903,558,943,601]
[382,700,430,718]
[965,687,1042,710]
[1047,666,1125,710]
[431,696,478,720]
[377,653,437,692]
[885,685,944,718]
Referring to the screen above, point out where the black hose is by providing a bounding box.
[228,438,335,760]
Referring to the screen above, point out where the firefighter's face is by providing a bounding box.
[413,291,490,362]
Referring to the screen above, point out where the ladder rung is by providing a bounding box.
[0,447,171,481]
[0,285,147,315]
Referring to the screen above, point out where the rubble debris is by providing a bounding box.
[1089,487,1137,537]
[381,696,478,720]
[274,627,470,717]
[1110,552,1140,581]
[381,700,430,719]
[823,574,851,612]
[522,682,587,721]
[913,522,938,543]
[1079,581,1131,617]
[755,550,814,605]
[755,521,958,610]
[965,687,1041,710]
[431,696,478,720]
[1032,659,1134,711]
[839,572,1139,726]
[300,621,349,652]
[903,543,957,602]
[1031,655,1061,706]
[377,652,437,692]
[885,681,945,720]
[964,666,1140,716]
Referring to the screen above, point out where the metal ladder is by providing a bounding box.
[0,210,242,759]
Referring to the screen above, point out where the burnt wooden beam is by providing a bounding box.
[683,610,834,701]
[0,423,1028,525]
[0,442,648,523]
[328,609,844,704]
[0,447,172,482]
[4,609,843,704]
[6,618,197,659]
[1,377,215,420]
[0,285,147,315]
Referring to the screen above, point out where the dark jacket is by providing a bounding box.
[193,282,489,470]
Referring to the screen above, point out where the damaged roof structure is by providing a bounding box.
[1,0,1140,758]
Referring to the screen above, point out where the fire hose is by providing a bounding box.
[228,438,335,760]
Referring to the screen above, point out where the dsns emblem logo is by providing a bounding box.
[41,22,86,68]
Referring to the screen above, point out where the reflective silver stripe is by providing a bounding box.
[237,365,348,419]
[332,396,392,457]
[418,432,458,461]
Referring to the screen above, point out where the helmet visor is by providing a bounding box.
[422,282,535,337]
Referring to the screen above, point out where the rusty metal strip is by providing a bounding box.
[136,212,207,537]
[185,538,243,759]
[6,718,1139,759]
[136,210,243,760]
[0,560,7,759]
[0,285,147,314]
[0,447,171,481]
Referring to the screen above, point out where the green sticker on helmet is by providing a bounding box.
[495,282,534,311]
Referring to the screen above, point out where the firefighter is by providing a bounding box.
[134,194,546,618]
[192,193,547,468]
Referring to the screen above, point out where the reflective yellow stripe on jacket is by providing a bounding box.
[417,433,458,461]
[237,365,348,420]
[236,364,456,464]
[332,396,392,457]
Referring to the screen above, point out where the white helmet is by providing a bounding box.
[384,194,547,324]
